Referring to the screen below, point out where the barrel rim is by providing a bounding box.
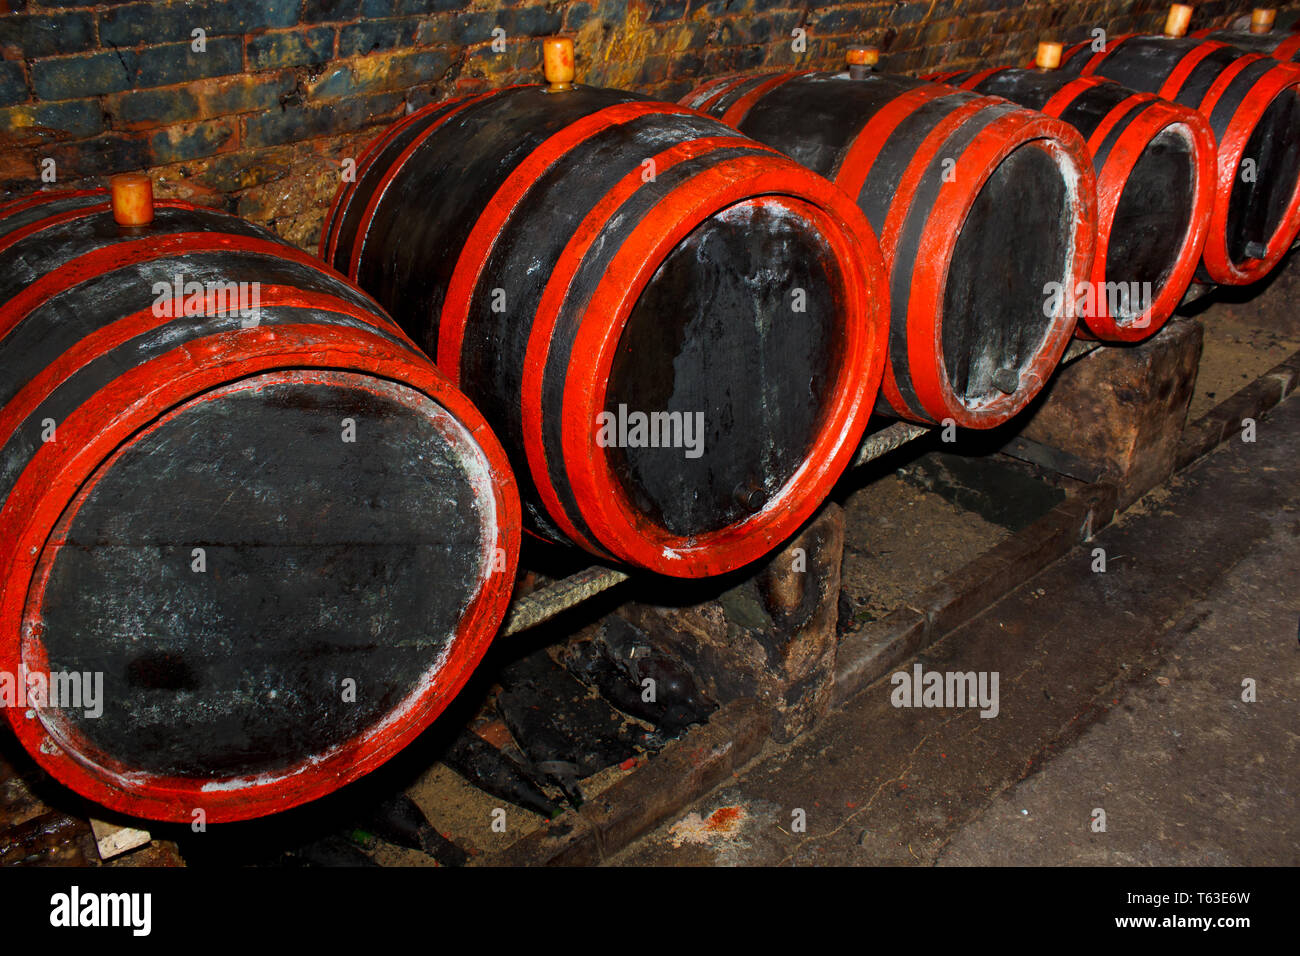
[556,161,888,576]
[1,329,520,823]
[687,72,1097,426]
[1083,100,1216,340]
[517,134,767,560]
[913,115,1095,424]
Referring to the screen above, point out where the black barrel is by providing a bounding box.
[323,84,891,578]
[684,71,1097,428]
[0,189,520,823]
[1058,33,1300,284]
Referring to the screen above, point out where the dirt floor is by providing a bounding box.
[609,389,1299,866]
[1186,262,1300,421]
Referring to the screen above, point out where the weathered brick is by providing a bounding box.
[510,6,566,37]
[105,86,198,129]
[0,61,26,107]
[646,1,688,23]
[812,6,875,34]
[150,119,237,164]
[716,15,794,46]
[247,27,336,69]
[420,6,565,47]
[563,2,594,30]
[99,0,299,46]
[0,99,103,142]
[309,48,451,99]
[47,132,152,179]
[891,2,929,25]
[176,144,298,193]
[303,0,362,22]
[34,38,245,101]
[134,38,244,88]
[701,44,767,74]
[464,41,540,78]
[0,13,95,58]
[107,73,297,129]
[31,51,137,100]
[242,91,404,148]
[339,17,421,56]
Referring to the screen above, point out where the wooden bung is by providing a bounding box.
[1165,4,1193,38]
[1251,8,1276,34]
[1036,41,1063,70]
[543,36,575,92]
[847,45,879,79]
[109,172,153,227]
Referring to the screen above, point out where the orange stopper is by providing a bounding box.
[846,46,880,68]
[542,37,575,92]
[1036,41,1063,70]
[1164,3,1193,38]
[1250,8,1276,33]
[110,173,153,227]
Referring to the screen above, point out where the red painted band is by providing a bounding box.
[832,83,957,200]
[347,89,510,281]
[437,100,702,381]
[900,114,1095,426]
[692,76,756,115]
[1084,91,1157,154]
[1199,59,1300,282]
[1,229,407,347]
[1083,103,1216,339]
[1272,33,1300,61]
[720,72,805,127]
[1158,41,1230,100]
[0,287,402,458]
[1040,75,1110,118]
[320,101,447,263]
[936,66,1007,89]
[0,199,194,258]
[0,189,106,222]
[871,95,1011,424]
[1077,34,1134,76]
[679,74,745,112]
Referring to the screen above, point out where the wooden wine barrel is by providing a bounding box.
[931,67,1216,341]
[0,189,521,824]
[1193,8,1300,61]
[1195,28,1300,62]
[322,85,890,578]
[1057,35,1300,284]
[683,71,1097,428]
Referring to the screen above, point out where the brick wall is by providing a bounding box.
[0,0,1291,249]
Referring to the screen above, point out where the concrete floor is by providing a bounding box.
[613,392,1300,866]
